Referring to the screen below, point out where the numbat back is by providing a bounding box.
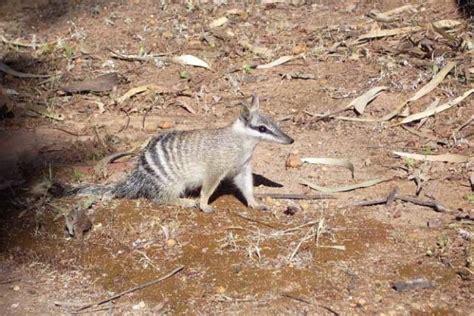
[74,95,294,212]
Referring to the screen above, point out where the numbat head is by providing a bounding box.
[72,95,294,213]
[234,95,294,145]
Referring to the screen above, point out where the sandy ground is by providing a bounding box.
[0,0,473,314]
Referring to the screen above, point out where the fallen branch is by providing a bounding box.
[0,61,53,78]
[343,191,451,212]
[73,265,184,311]
[231,212,278,229]
[281,293,340,315]
[1,35,57,48]
[255,193,335,200]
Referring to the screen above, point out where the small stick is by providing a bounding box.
[75,265,184,311]
[0,277,21,284]
[231,212,278,229]
[281,294,340,316]
[280,220,319,234]
[453,115,473,135]
[255,193,335,200]
[288,228,316,261]
[386,187,399,206]
[342,192,450,212]
[49,126,85,137]
[118,109,130,133]
[397,195,449,212]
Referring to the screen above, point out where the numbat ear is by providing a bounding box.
[240,94,260,122]
[249,94,260,112]
[240,104,251,122]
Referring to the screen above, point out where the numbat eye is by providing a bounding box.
[258,126,267,133]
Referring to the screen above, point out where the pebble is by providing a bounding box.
[13,285,19,291]
[166,239,177,248]
[158,120,174,129]
[286,153,302,168]
[299,201,309,211]
[132,301,146,310]
[216,286,226,294]
[357,298,367,307]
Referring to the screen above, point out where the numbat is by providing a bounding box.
[71,95,294,213]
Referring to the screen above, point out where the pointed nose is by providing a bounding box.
[288,138,294,144]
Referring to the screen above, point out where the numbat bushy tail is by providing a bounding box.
[71,95,294,213]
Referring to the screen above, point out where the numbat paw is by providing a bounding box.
[200,204,214,213]
[249,202,269,211]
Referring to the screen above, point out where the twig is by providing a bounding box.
[231,212,278,229]
[305,104,349,123]
[1,35,57,48]
[386,187,399,206]
[397,195,449,212]
[108,48,170,62]
[117,109,130,133]
[280,220,319,234]
[343,191,451,212]
[288,227,316,261]
[142,106,152,129]
[49,126,85,137]
[0,277,22,284]
[281,294,340,315]
[0,61,53,78]
[75,266,184,311]
[255,193,335,200]
[453,115,473,135]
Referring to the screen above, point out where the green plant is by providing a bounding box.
[243,64,252,73]
[465,193,474,204]
[72,169,83,182]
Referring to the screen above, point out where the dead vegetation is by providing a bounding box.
[0,0,473,314]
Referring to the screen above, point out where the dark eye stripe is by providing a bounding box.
[249,125,276,136]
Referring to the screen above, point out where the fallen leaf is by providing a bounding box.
[318,245,346,251]
[383,4,416,16]
[116,85,153,104]
[397,89,473,125]
[302,157,355,179]
[171,55,211,69]
[300,178,388,193]
[432,19,462,29]
[256,55,301,69]
[116,84,177,104]
[357,26,421,41]
[408,62,456,102]
[383,61,456,121]
[393,151,470,163]
[176,99,197,114]
[62,73,120,94]
[209,16,228,28]
[348,86,387,115]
